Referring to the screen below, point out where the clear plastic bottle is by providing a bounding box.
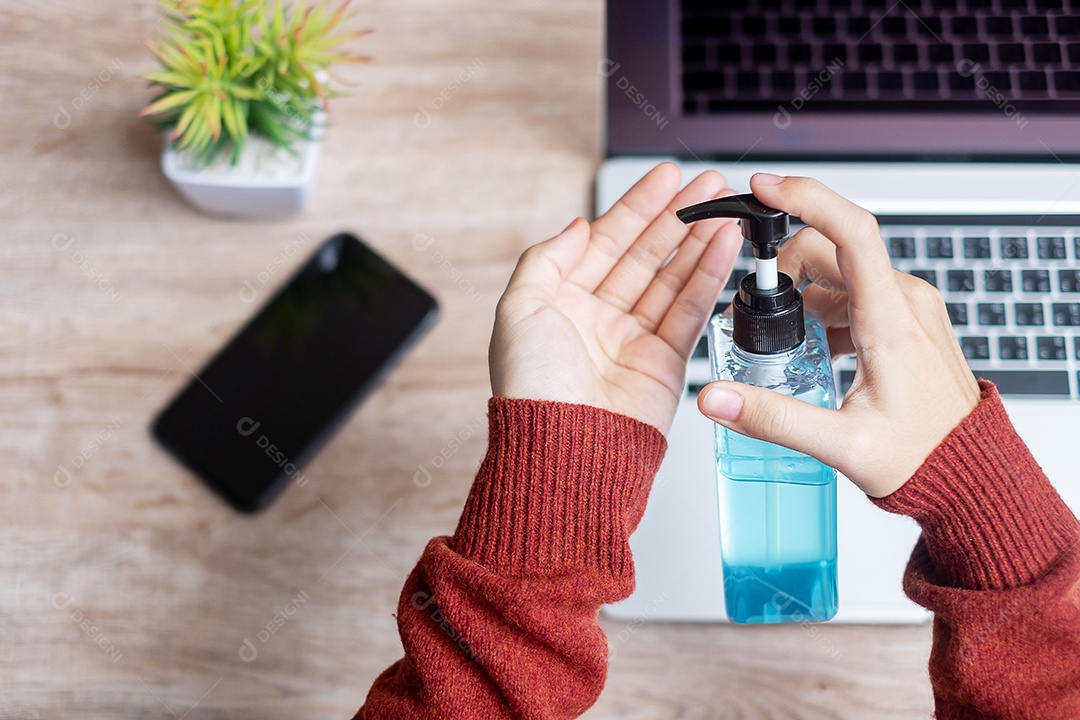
[677,192,839,624]
[708,311,838,623]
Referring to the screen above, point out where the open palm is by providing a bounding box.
[489,164,742,435]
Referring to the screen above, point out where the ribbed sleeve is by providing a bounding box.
[451,396,668,581]
[871,381,1079,590]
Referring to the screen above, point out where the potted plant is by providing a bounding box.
[140,0,368,218]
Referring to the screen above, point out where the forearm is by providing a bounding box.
[873,381,1080,719]
[356,397,666,719]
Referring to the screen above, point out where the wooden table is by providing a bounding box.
[0,1,934,717]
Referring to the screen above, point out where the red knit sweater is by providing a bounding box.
[357,382,1080,719]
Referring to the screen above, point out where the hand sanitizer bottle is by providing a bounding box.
[677,194,838,624]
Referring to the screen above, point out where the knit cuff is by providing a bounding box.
[451,397,667,580]
[872,381,1080,590]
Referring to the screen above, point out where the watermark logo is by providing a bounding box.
[599,60,669,129]
[956,59,1028,128]
[51,233,122,303]
[54,416,124,487]
[410,234,482,304]
[773,58,845,129]
[52,592,124,662]
[410,592,479,662]
[414,58,485,129]
[413,414,485,487]
[54,58,124,129]
[238,590,310,662]
[239,233,311,303]
[236,417,309,488]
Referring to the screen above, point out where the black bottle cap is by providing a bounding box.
[676,193,804,354]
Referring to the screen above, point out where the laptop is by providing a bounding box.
[599,0,1080,623]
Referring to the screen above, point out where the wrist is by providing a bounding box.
[452,397,667,579]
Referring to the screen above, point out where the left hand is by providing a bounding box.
[489,163,743,434]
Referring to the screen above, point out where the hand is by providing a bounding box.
[489,163,743,435]
[697,174,981,498]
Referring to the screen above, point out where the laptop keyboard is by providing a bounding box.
[691,222,1080,400]
[680,0,1080,111]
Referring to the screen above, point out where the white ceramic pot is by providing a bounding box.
[160,119,324,219]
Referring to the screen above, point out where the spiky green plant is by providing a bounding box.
[141,0,369,166]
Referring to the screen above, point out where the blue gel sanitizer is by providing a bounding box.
[678,195,838,624]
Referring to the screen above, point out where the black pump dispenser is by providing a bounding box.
[676,194,804,354]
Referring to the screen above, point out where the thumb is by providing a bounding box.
[697,381,847,469]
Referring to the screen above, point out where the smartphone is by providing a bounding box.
[152,232,439,512]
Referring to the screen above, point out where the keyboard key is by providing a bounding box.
[884,17,909,36]
[928,43,955,62]
[878,71,904,92]
[788,43,812,63]
[848,17,872,36]
[888,236,916,258]
[998,336,1029,360]
[858,45,884,63]
[743,16,767,35]
[687,382,706,396]
[1060,269,1080,293]
[893,43,919,62]
[773,72,797,92]
[914,71,940,91]
[983,71,1012,91]
[952,16,979,35]
[1037,236,1067,259]
[1033,43,1062,63]
[1058,71,1080,93]
[964,236,991,258]
[1055,16,1080,36]
[842,72,868,91]
[1019,71,1048,92]
[736,72,759,92]
[946,302,969,325]
[1076,336,1080,360]
[974,370,1071,395]
[978,302,1007,325]
[753,44,777,63]
[813,16,838,35]
[960,335,990,360]
[948,269,976,292]
[1052,302,1080,326]
[778,16,802,35]
[1015,302,1045,326]
[1021,16,1051,35]
[987,16,1014,36]
[963,43,991,62]
[1036,336,1068,361]
[909,269,938,287]
[999,43,1026,63]
[693,334,709,359]
[1076,237,1080,260]
[926,236,954,258]
[999,236,1028,259]
[984,269,1013,292]
[1022,269,1051,292]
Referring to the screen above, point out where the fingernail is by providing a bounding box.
[700,386,743,421]
[562,218,579,232]
[752,173,785,186]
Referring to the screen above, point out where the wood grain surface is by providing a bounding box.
[0,1,934,717]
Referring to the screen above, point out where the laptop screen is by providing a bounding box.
[607,1,1080,158]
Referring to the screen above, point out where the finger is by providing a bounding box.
[802,284,850,328]
[750,174,904,327]
[593,171,731,310]
[697,380,852,471]
[654,223,743,358]
[501,219,590,308]
[778,227,844,293]
[632,205,742,333]
[567,162,681,292]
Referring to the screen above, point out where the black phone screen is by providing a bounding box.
[152,233,438,512]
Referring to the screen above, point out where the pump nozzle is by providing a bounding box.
[678,193,804,354]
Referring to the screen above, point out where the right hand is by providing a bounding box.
[697,174,981,498]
